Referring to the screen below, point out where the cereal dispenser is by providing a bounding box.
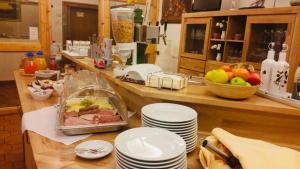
[111,7,137,65]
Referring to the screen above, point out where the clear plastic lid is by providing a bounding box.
[111,7,134,43]
[59,70,128,128]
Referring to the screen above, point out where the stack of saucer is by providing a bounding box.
[115,127,187,169]
[141,103,198,153]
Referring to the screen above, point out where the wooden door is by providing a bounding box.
[63,3,98,47]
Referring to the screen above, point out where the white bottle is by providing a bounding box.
[260,42,276,93]
[269,43,290,97]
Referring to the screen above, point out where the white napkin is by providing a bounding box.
[22,106,91,145]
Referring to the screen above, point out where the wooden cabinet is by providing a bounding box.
[180,17,211,60]
[178,17,211,76]
[243,15,295,66]
[177,7,300,91]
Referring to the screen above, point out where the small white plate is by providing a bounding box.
[75,140,113,159]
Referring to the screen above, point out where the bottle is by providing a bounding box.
[292,64,300,100]
[34,50,48,70]
[260,42,276,93]
[24,52,38,74]
[269,43,290,97]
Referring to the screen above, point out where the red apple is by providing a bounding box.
[247,72,261,85]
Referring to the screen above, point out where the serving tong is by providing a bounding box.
[202,140,242,169]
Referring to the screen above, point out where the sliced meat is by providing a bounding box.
[64,111,78,118]
[99,115,121,123]
[80,114,101,121]
[98,109,117,116]
[78,108,99,116]
[64,117,93,126]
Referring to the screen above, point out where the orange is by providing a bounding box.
[226,71,234,80]
[220,65,232,72]
[232,68,250,80]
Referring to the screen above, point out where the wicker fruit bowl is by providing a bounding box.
[205,79,260,99]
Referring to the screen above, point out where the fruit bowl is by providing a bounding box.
[205,80,260,99]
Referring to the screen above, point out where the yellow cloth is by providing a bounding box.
[199,128,300,169]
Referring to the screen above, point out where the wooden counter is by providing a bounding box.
[14,71,203,169]
[61,53,300,151]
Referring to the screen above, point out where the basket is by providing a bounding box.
[205,80,259,99]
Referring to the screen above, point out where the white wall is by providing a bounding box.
[156,0,291,73]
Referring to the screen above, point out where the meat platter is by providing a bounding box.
[56,70,128,135]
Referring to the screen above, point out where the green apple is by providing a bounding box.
[230,77,247,86]
[245,82,252,87]
[205,69,228,84]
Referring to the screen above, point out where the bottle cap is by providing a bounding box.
[36,50,43,56]
[279,43,288,62]
[267,42,275,59]
[25,52,34,58]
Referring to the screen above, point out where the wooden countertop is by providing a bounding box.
[62,53,300,117]
[14,71,203,169]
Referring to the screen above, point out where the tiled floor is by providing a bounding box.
[0,81,19,108]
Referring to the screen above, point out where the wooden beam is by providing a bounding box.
[99,0,111,39]
[110,0,146,5]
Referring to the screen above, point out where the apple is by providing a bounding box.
[230,77,247,86]
[247,72,261,85]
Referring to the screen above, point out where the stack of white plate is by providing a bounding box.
[141,103,198,153]
[115,127,187,169]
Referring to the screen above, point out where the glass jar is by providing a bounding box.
[111,7,134,43]
[24,52,38,74]
[34,50,48,70]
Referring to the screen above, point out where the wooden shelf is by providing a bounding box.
[210,39,225,42]
[226,39,244,43]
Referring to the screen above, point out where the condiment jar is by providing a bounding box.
[24,52,38,74]
[34,50,48,70]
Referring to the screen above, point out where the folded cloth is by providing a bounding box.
[200,128,300,169]
[22,106,91,145]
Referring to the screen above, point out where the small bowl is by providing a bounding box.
[28,86,53,101]
[205,80,259,99]
[35,70,59,81]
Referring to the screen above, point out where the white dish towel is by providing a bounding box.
[22,106,91,145]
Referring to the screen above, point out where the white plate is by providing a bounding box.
[142,119,197,132]
[75,140,113,159]
[116,152,186,169]
[142,114,197,126]
[141,122,198,135]
[115,127,186,161]
[116,149,186,166]
[142,103,197,123]
[142,116,197,128]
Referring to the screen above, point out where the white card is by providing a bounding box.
[29,27,39,40]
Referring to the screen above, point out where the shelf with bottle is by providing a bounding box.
[211,17,228,40]
[208,41,225,62]
[226,16,246,42]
